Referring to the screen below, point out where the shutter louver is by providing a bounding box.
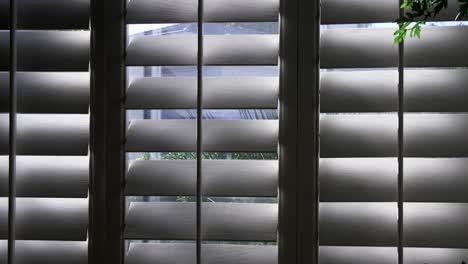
[127,77,279,109]
[0,31,90,71]
[320,28,398,69]
[0,0,90,263]
[126,160,277,197]
[320,0,468,263]
[125,243,277,264]
[126,35,278,66]
[405,27,468,67]
[124,0,279,262]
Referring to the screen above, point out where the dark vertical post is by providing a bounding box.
[106,0,126,262]
[8,0,17,263]
[89,0,108,262]
[279,0,320,263]
[196,0,204,263]
[278,0,299,262]
[397,1,405,264]
[89,0,126,263]
[297,0,320,263]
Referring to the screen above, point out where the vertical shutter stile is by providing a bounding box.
[0,0,91,263]
[196,0,203,263]
[397,2,404,264]
[6,0,17,263]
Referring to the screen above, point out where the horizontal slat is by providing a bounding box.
[404,247,468,264]
[0,0,90,29]
[0,198,88,240]
[319,203,398,246]
[203,120,278,152]
[126,120,278,152]
[405,158,468,202]
[321,0,398,24]
[0,115,7,155]
[12,114,89,155]
[321,69,468,113]
[404,113,468,157]
[126,0,197,23]
[125,202,277,241]
[126,243,196,264]
[125,202,196,240]
[0,201,5,239]
[321,114,468,157]
[203,77,278,109]
[202,160,277,197]
[320,114,397,157]
[0,0,7,29]
[6,114,90,155]
[18,72,89,113]
[320,0,464,26]
[0,240,4,263]
[0,72,90,113]
[126,160,196,196]
[0,30,90,71]
[321,28,397,69]
[404,203,468,248]
[126,0,278,23]
[126,35,278,66]
[126,243,277,264]
[204,35,278,65]
[126,77,278,109]
[406,26,468,67]
[126,77,196,109]
[16,198,88,241]
[0,157,6,196]
[0,156,88,198]
[14,240,87,264]
[126,35,197,66]
[319,246,397,264]
[1,241,86,264]
[320,71,398,113]
[202,244,277,264]
[320,158,397,202]
[126,160,277,197]
[202,203,277,241]
[204,0,279,22]
[126,120,196,152]
[405,69,468,112]
[0,73,7,113]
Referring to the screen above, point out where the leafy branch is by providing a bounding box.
[395,0,468,43]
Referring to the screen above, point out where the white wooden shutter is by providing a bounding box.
[124,0,280,263]
[319,0,468,263]
[0,0,90,263]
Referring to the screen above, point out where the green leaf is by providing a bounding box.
[457,0,468,19]
[410,23,422,38]
[401,0,414,8]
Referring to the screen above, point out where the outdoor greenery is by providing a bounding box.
[160,152,278,161]
[395,0,468,42]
